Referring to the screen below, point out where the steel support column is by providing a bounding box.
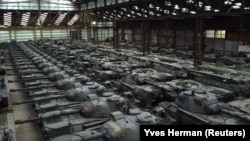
[78,5,82,40]
[113,21,119,49]
[38,0,42,40]
[146,21,150,55]
[141,21,145,55]
[173,28,176,49]
[193,18,203,66]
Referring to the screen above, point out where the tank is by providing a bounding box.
[9,74,89,93]
[13,82,106,111]
[51,110,168,141]
[0,128,13,141]
[115,68,175,107]
[188,68,250,96]
[157,89,250,125]
[121,68,175,85]
[150,79,236,102]
[14,94,127,139]
[8,71,70,88]
[0,78,8,107]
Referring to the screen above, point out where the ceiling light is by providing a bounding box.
[21,12,30,26]
[235,3,242,6]
[54,13,67,25]
[204,5,211,11]
[190,11,196,14]
[4,12,12,26]
[182,8,189,13]
[165,1,171,6]
[172,12,177,15]
[67,14,79,25]
[149,4,154,8]
[164,10,169,14]
[244,7,250,10]
[174,5,180,10]
[186,0,194,4]
[134,6,139,10]
[214,9,220,12]
[91,21,96,25]
[232,5,241,9]
[224,0,232,5]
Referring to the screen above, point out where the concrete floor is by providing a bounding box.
[5,69,45,141]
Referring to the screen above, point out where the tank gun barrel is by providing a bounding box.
[78,132,104,141]
[9,84,56,92]
[29,90,66,97]
[7,71,41,76]
[8,57,29,59]
[120,82,136,90]
[13,94,67,105]
[15,109,80,124]
[8,76,49,83]
[218,103,250,122]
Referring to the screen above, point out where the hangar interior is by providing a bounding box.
[0,0,250,141]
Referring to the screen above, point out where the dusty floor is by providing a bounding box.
[4,68,45,141]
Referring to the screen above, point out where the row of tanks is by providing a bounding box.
[6,42,174,141]
[5,40,250,141]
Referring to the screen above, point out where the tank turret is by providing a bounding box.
[13,82,105,105]
[15,94,127,124]
[10,75,89,93]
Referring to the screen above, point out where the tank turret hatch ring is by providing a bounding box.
[194,88,207,95]
[136,113,153,123]
[128,108,141,115]
[102,92,114,97]
[176,81,199,89]
[183,91,195,96]
[86,82,95,85]
[107,95,120,102]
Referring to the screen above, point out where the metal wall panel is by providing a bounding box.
[225,40,238,54]
[239,45,250,55]
[125,30,132,42]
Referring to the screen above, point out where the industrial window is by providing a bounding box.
[52,29,68,39]
[16,30,34,41]
[215,30,226,39]
[81,29,90,41]
[205,30,225,39]
[42,30,51,39]
[205,30,215,38]
[88,1,95,9]
[0,31,10,42]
